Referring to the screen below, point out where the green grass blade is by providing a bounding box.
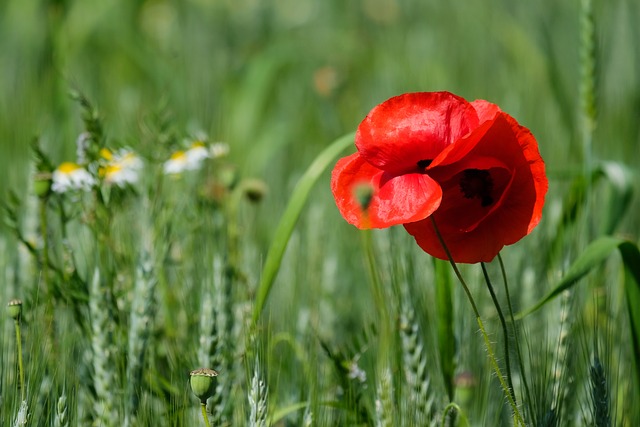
[518,237,630,318]
[252,132,356,324]
[435,258,455,402]
[517,236,640,379]
[620,241,640,389]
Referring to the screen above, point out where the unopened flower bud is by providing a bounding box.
[243,179,268,203]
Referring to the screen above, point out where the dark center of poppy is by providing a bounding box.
[417,159,433,170]
[459,169,494,207]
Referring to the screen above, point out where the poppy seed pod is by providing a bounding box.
[8,299,23,320]
[33,172,52,198]
[190,368,218,404]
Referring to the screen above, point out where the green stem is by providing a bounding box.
[480,262,516,406]
[39,198,50,293]
[200,402,212,427]
[430,217,524,425]
[497,253,532,409]
[441,402,467,427]
[477,318,525,427]
[14,318,25,402]
[429,218,479,318]
[361,229,391,365]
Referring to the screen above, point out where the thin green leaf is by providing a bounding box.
[269,401,310,425]
[252,132,356,324]
[518,236,622,318]
[517,236,640,386]
[435,258,455,402]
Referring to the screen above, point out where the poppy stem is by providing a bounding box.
[497,253,533,410]
[429,218,480,318]
[480,262,516,406]
[430,217,525,426]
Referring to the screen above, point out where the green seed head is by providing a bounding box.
[243,179,268,203]
[190,368,218,403]
[8,299,23,320]
[33,172,52,198]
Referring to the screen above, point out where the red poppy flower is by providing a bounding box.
[331,92,547,263]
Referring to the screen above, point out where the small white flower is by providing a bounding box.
[163,142,211,175]
[163,150,189,174]
[347,357,367,383]
[209,142,229,159]
[51,162,96,193]
[185,142,210,165]
[101,149,143,186]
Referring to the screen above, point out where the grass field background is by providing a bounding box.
[1,0,639,425]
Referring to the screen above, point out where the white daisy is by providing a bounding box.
[163,142,211,175]
[100,149,143,186]
[51,162,96,193]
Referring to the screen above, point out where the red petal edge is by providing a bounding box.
[405,112,548,263]
[355,92,480,175]
[331,153,443,229]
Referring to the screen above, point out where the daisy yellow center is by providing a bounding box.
[170,150,186,160]
[58,162,81,174]
[106,164,122,175]
[100,148,113,160]
[191,141,205,149]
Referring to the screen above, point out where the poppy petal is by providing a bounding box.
[355,92,480,175]
[471,99,501,123]
[405,113,547,263]
[331,153,442,229]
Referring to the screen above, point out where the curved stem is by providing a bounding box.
[430,217,524,425]
[481,262,516,406]
[497,253,532,409]
[441,402,465,427]
[429,218,480,318]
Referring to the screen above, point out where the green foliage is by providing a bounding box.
[1,0,639,425]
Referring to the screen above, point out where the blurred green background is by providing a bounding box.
[2,0,639,204]
[1,1,639,424]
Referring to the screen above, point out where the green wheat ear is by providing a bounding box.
[374,366,394,427]
[399,298,437,426]
[248,357,268,427]
[89,268,118,426]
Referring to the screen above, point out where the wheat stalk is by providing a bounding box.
[248,357,268,427]
[399,296,437,426]
[89,268,118,426]
[124,249,157,427]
